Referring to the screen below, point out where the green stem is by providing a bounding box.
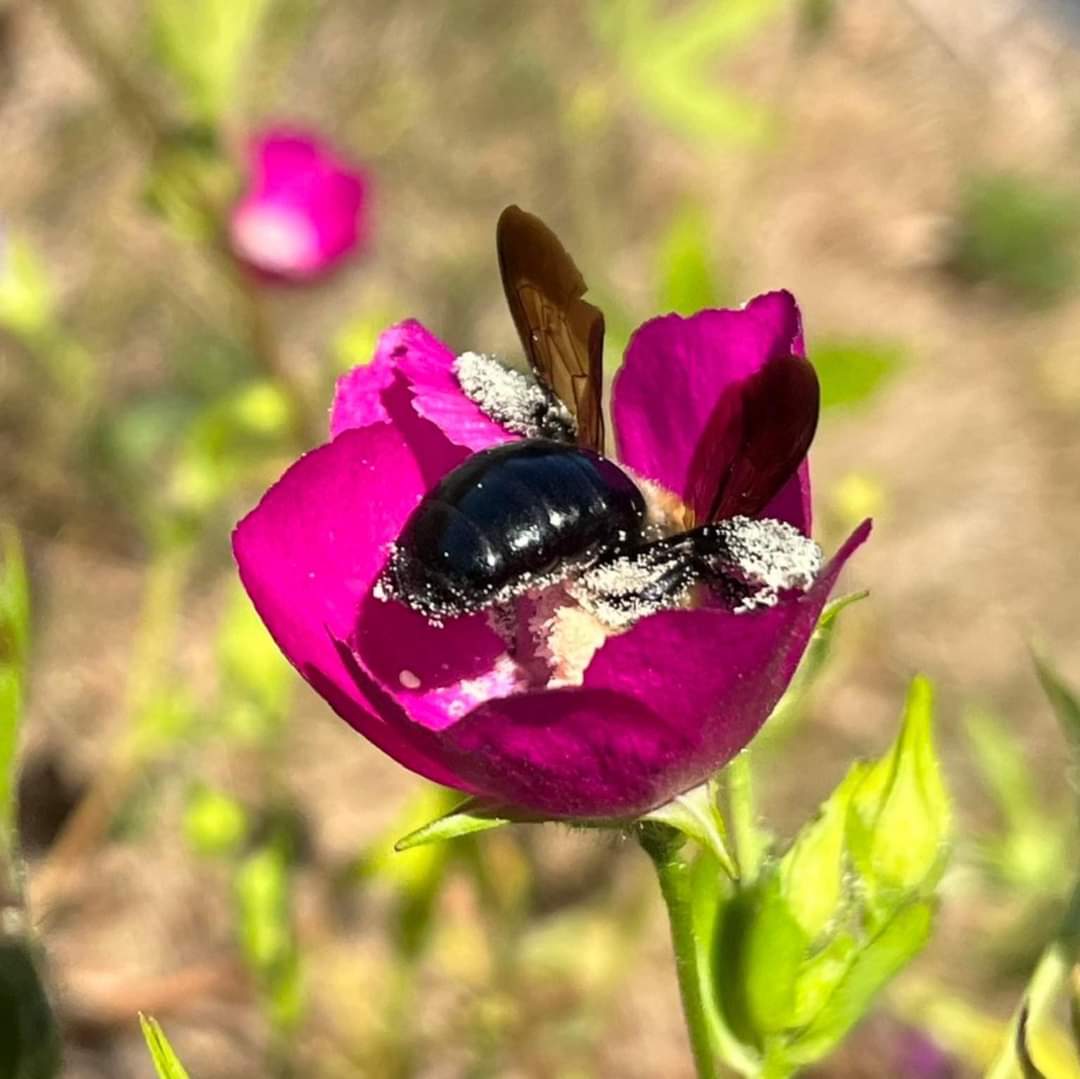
[640,823,720,1079]
[727,753,763,882]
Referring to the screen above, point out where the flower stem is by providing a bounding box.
[639,822,720,1079]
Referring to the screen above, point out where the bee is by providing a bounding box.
[380,206,821,626]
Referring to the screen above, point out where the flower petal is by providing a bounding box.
[436,689,691,818]
[613,290,809,523]
[331,320,517,452]
[350,591,516,731]
[394,333,518,453]
[233,423,473,788]
[761,463,812,534]
[230,128,368,282]
[430,520,870,818]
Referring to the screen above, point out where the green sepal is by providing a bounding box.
[393,797,519,851]
[642,778,737,880]
[139,1014,192,1079]
[786,899,936,1065]
[846,675,950,916]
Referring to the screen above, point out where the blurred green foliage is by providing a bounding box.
[235,838,305,1036]
[948,173,1080,306]
[657,203,730,314]
[0,234,95,400]
[592,0,789,144]
[965,707,1069,894]
[812,339,905,412]
[150,0,270,123]
[0,941,62,1079]
[0,526,29,860]
[183,784,249,858]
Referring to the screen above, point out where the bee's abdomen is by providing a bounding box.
[386,440,646,618]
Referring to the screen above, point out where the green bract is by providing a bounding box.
[707,676,950,1076]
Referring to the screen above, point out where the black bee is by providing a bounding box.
[380,206,821,625]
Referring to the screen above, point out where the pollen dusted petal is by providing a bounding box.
[397,339,521,452]
[424,521,870,818]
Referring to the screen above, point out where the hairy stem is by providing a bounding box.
[640,823,720,1079]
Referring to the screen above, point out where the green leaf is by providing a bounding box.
[171,381,291,521]
[788,899,935,1064]
[139,1014,192,1079]
[394,796,517,851]
[812,339,905,411]
[0,526,29,858]
[847,676,951,912]
[965,706,1064,889]
[183,786,248,858]
[743,878,810,1037]
[143,127,234,242]
[592,0,785,145]
[965,706,1042,832]
[150,0,271,122]
[1032,649,1080,759]
[656,204,726,315]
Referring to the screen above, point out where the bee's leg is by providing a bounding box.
[572,516,822,627]
[570,534,703,628]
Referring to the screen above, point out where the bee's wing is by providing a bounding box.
[691,355,820,523]
[497,205,605,453]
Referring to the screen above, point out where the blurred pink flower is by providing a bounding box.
[229,128,369,282]
[233,291,870,820]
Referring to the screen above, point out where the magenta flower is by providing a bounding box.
[233,292,869,820]
[229,127,369,282]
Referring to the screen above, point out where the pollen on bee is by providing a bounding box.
[453,351,575,440]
